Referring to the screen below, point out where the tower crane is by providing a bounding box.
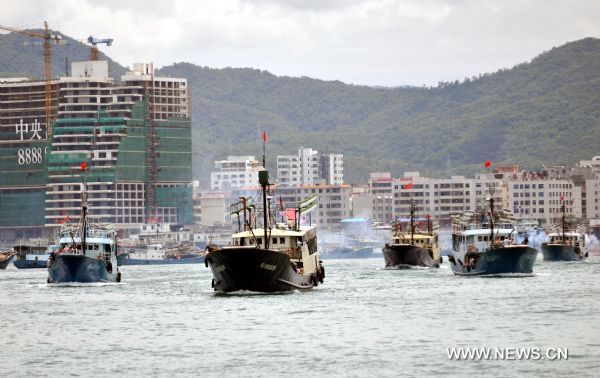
[0,21,63,141]
[86,36,113,60]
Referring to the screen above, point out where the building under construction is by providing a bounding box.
[0,60,193,240]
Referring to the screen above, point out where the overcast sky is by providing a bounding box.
[2,0,600,86]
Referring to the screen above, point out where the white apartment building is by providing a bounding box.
[392,172,503,220]
[277,147,343,186]
[506,179,581,225]
[210,155,263,190]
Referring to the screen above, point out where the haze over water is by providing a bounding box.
[2,257,599,377]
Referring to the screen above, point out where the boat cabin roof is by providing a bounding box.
[459,228,514,236]
[231,225,316,239]
[547,232,582,238]
[394,233,434,240]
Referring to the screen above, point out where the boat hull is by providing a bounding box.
[541,244,584,261]
[206,248,317,293]
[121,256,205,265]
[382,244,440,268]
[14,257,49,269]
[0,253,16,269]
[47,254,119,283]
[450,246,537,276]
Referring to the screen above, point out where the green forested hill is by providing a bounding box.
[158,37,600,183]
[2,29,599,184]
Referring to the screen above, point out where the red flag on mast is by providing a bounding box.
[484,160,491,168]
[405,182,413,190]
[263,130,267,142]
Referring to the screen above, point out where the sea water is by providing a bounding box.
[1,256,599,377]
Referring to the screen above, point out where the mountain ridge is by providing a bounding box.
[1,30,599,183]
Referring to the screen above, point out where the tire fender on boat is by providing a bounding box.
[116,272,121,283]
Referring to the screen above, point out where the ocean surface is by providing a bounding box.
[1,255,599,377]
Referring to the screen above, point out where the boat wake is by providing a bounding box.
[476,273,536,278]
[45,282,125,288]
[213,290,296,297]
[383,264,432,270]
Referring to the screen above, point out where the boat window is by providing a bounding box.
[478,236,483,241]
[466,236,474,244]
[484,236,489,241]
[280,237,285,244]
[272,238,278,245]
[257,238,262,245]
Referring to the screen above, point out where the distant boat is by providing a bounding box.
[13,243,53,269]
[541,202,588,261]
[205,169,325,292]
[382,200,442,268]
[47,182,121,284]
[448,197,537,276]
[120,242,205,265]
[0,251,16,269]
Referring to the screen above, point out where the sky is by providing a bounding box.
[2,0,600,87]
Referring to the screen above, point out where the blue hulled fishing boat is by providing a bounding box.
[47,177,121,284]
[449,197,537,276]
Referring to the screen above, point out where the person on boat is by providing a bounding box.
[522,236,529,245]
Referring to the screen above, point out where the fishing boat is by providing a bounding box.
[13,242,53,269]
[120,242,205,265]
[448,197,537,276]
[205,168,325,293]
[382,200,441,268]
[541,201,588,261]
[0,251,16,269]
[47,177,121,284]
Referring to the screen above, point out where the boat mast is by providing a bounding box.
[489,197,495,247]
[410,198,414,243]
[561,199,565,245]
[81,162,88,256]
[259,130,269,249]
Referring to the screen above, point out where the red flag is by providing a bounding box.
[284,208,296,221]
[484,160,491,168]
[263,130,267,142]
[80,162,87,171]
[405,182,413,190]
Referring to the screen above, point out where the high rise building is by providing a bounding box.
[277,147,343,186]
[0,60,193,240]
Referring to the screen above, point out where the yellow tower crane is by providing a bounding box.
[0,21,63,141]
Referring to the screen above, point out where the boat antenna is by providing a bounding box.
[262,130,266,169]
